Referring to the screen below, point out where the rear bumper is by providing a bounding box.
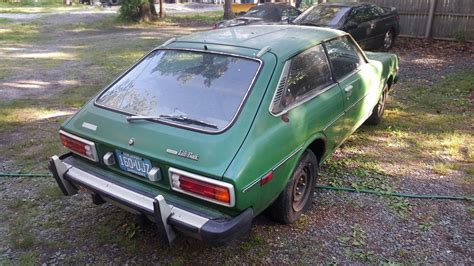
[48,153,253,245]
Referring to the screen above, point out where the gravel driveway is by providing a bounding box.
[0,11,473,264]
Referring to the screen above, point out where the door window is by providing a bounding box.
[348,6,372,23]
[324,36,366,81]
[271,44,333,114]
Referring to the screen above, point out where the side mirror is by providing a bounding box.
[345,21,358,30]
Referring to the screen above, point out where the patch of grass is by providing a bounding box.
[62,85,101,107]
[0,22,41,44]
[0,18,11,24]
[37,184,64,200]
[8,202,40,249]
[338,224,376,262]
[432,162,449,175]
[418,222,433,232]
[387,198,411,218]
[240,235,266,251]
[17,251,38,265]
[163,11,223,26]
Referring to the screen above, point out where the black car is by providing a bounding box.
[293,2,400,50]
[214,3,301,29]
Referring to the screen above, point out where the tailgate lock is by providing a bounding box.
[148,167,162,182]
[103,152,116,166]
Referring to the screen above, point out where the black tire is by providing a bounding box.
[382,29,395,50]
[366,86,388,125]
[268,150,318,224]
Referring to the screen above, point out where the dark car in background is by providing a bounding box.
[214,3,301,29]
[293,2,400,50]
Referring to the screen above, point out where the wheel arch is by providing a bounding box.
[301,133,327,165]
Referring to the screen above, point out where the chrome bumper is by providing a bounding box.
[48,154,253,245]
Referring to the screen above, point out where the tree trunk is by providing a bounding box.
[223,0,234,20]
[149,0,158,17]
[139,1,154,22]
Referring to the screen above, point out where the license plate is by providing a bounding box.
[115,150,152,177]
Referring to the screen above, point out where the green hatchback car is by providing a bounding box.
[49,25,399,245]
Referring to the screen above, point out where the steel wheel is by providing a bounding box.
[292,166,311,212]
[267,150,318,224]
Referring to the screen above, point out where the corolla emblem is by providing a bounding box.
[128,138,135,145]
[166,148,199,161]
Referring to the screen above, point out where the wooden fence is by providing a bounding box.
[364,0,474,41]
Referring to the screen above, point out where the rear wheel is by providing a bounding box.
[382,29,395,50]
[366,86,388,125]
[268,150,318,224]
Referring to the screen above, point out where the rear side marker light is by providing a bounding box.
[59,130,98,162]
[169,167,235,207]
[260,171,273,185]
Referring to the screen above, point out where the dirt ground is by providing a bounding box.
[0,10,473,264]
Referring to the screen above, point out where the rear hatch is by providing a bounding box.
[61,47,272,187]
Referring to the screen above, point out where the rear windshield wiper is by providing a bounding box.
[126,115,218,129]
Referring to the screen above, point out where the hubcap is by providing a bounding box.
[292,165,311,212]
[378,91,386,116]
[384,31,393,49]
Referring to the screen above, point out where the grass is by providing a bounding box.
[162,11,223,26]
[320,71,474,187]
[0,2,96,14]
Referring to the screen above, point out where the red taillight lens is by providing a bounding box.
[179,176,230,203]
[169,168,234,207]
[59,130,98,162]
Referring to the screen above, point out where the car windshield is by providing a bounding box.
[95,50,260,132]
[243,5,281,21]
[294,5,350,26]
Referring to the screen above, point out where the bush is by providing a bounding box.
[118,0,144,22]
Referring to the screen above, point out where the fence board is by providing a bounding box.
[365,0,474,41]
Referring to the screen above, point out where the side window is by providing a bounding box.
[325,36,365,80]
[272,44,333,114]
[282,8,300,19]
[348,6,372,23]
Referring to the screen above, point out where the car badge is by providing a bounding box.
[166,148,199,161]
[128,138,134,145]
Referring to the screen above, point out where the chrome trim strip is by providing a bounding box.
[94,48,263,135]
[61,161,209,228]
[269,81,339,117]
[256,46,271,58]
[168,167,235,207]
[59,130,98,162]
[242,146,303,193]
[323,111,345,132]
[272,146,303,171]
[160,37,176,47]
[268,60,290,115]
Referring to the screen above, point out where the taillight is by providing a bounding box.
[169,168,235,207]
[59,130,98,162]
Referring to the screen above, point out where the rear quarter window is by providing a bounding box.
[271,44,333,114]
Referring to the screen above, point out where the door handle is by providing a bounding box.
[344,85,353,93]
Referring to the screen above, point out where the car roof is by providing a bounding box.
[318,2,365,7]
[250,2,299,11]
[172,25,344,60]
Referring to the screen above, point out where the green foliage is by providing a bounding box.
[118,0,148,22]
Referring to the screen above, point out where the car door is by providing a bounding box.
[324,35,374,140]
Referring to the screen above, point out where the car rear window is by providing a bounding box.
[95,49,260,132]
